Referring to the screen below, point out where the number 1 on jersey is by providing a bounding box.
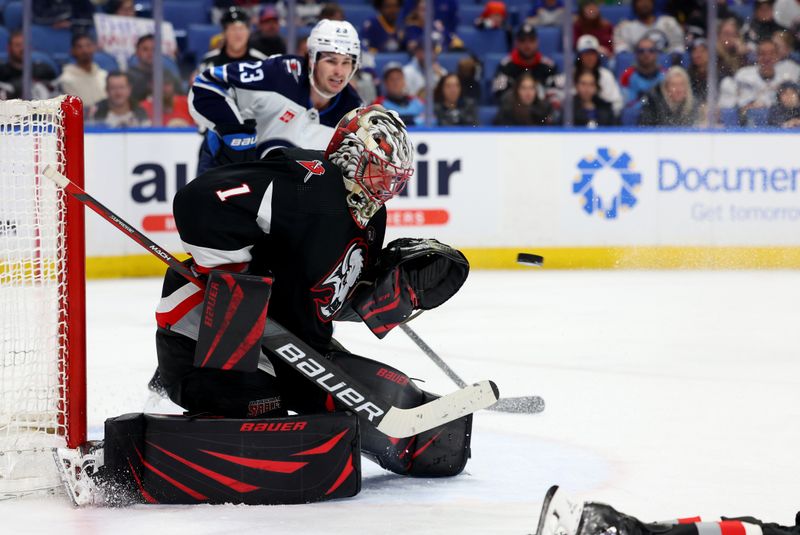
[216,183,251,202]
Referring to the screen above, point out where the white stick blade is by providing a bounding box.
[376,380,499,438]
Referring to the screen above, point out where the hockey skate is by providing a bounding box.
[53,441,105,506]
[536,485,585,535]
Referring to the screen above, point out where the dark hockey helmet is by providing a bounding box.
[221,6,250,28]
[325,105,414,226]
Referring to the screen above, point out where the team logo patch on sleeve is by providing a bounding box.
[297,159,326,183]
[311,239,366,321]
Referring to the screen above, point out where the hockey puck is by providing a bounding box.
[516,253,544,266]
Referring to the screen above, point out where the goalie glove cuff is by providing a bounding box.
[349,238,469,338]
[350,268,416,338]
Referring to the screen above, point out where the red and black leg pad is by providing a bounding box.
[101,412,360,505]
[193,271,273,372]
[329,352,473,477]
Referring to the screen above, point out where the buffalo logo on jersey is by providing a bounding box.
[297,159,326,183]
[311,238,366,321]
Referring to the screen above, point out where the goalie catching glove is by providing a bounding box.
[348,238,469,338]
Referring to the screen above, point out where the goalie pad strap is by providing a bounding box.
[103,412,360,505]
[330,352,472,477]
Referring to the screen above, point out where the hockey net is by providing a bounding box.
[0,96,86,498]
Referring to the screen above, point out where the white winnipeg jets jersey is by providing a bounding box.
[189,55,363,156]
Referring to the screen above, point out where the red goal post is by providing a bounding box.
[0,95,86,498]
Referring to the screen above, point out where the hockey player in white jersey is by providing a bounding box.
[189,19,364,174]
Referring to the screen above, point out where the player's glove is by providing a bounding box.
[348,238,469,338]
[207,119,258,166]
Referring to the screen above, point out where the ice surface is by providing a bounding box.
[2,270,799,534]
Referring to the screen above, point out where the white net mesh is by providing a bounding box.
[0,97,71,497]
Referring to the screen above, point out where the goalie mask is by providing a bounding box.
[325,105,414,227]
[307,19,361,99]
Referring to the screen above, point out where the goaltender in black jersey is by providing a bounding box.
[57,105,473,507]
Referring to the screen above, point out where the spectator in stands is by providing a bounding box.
[639,66,700,126]
[775,0,800,28]
[320,3,346,21]
[362,0,404,53]
[105,0,136,17]
[767,80,800,125]
[0,30,58,100]
[572,70,617,127]
[619,35,665,108]
[400,0,459,37]
[210,0,260,26]
[403,41,446,98]
[573,0,614,57]
[293,0,327,26]
[719,38,800,114]
[456,55,482,103]
[200,7,268,73]
[87,72,150,127]
[373,62,425,125]
[743,0,784,46]
[681,0,741,34]
[493,72,555,126]
[526,0,566,27]
[687,38,709,103]
[352,52,378,103]
[613,0,685,54]
[249,5,287,57]
[403,0,461,53]
[127,34,182,104]
[57,34,108,108]
[575,34,623,114]
[475,1,508,29]
[140,71,194,127]
[33,0,94,31]
[773,30,800,64]
[434,73,477,126]
[717,17,749,79]
[492,24,557,103]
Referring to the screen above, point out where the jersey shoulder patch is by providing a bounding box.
[296,159,326,183]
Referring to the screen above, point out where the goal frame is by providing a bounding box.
[60,95,87,450]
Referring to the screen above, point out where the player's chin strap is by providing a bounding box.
[309,74,338,100]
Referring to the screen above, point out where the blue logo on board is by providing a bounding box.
[573,148,642,219]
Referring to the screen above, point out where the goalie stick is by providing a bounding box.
[399,324,545,414]
[43,166,499,438]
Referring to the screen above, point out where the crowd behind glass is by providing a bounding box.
[4,0,799,128]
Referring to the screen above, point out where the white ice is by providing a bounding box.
[2,270,799,535]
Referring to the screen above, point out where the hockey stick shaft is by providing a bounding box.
[399,323,545,414]
[399,324,467,388]
[44,166,499,437]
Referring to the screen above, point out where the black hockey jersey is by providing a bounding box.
[156,147,386,351]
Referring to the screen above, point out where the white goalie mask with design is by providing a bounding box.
[325,105,414,227]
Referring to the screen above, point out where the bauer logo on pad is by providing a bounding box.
[194,271,273,372]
